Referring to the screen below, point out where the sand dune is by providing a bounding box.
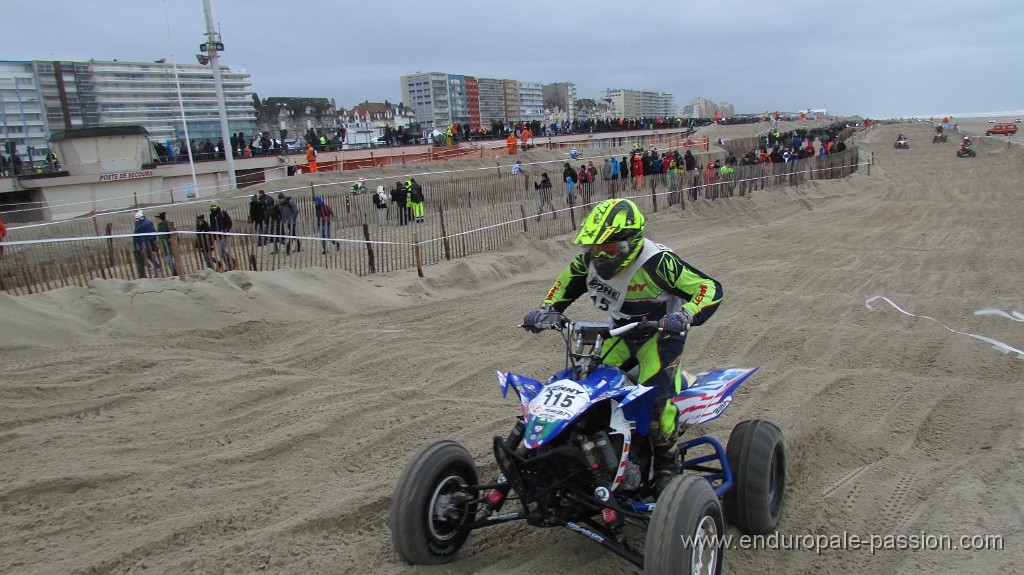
[2,120,1022,574]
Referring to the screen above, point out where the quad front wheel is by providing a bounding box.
[723,419,786,535]
[644,474,724,575]
[389,440,479,564]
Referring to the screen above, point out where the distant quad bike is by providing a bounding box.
[894,138,909,149]
[390,315,786,574]
[956,145,976,158]
[933,133,947,143]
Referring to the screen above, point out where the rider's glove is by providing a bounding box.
[522,307,560,333]
[658,309,694,335]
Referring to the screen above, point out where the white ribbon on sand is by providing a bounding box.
[974,308,1024,323]
[865,296,1024,360]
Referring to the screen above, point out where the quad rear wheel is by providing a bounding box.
[389,440,479,564]
[723,419,786,535]
[644,474,724,575]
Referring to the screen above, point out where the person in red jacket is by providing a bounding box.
[631,153,644,190]
[0,211,7,257]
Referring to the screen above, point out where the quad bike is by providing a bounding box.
[956,144,976,158]
[389,315,786,574]
[932,133,947,143]
[894,138,909,149]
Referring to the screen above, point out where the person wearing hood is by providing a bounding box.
[277,192,301,254]
[405,178,425,223]
[314,195,337,254]
[534,172,555,220]
[132,210,161,277]
[194,214,214,269]
[702,162,719,199]
[683,149,696,171]
[601,157,614,196]
[391,181,409,226]
[155,212,177,275]
[666,159,681,205]
[373,185,389,226]
[249,192,268,246]
[631,153,644,191]
[209,202,236,270]
[305,142,318,172]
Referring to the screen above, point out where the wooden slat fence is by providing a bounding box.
[0,147,859,295]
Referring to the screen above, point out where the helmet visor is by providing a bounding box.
[591,241,628,258]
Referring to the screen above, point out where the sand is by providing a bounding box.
[2,119,1023,575]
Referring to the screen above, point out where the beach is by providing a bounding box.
[2,119,1023,575]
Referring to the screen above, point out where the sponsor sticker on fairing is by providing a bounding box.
[527,381,591,420]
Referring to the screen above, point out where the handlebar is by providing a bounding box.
[608,320,660,337]
[521,317,685,336]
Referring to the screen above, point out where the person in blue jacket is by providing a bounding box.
[132,210,161,277]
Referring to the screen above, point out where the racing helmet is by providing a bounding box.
[573,198,645,279]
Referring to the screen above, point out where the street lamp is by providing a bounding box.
[198,0,236,191]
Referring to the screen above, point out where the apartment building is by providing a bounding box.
[0,61,51,168]
[476,77,506,129]
[518,81,544,124]
[600,88,674,118]
[401,71,558,133]
[502,80,521,126]
[30,59,255,145]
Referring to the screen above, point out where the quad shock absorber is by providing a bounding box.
[484,419,525,510]
[582,436,625,535]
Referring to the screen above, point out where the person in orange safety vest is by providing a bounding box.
[520,127,533,150]
[306,143,318,172]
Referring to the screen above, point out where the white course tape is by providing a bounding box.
[865,296,1024,360]
[0,230,407,247]
[974,308,1024,323]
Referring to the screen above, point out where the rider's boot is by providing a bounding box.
[650,400,681,498]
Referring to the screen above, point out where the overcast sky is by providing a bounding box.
[2,0,1022,119]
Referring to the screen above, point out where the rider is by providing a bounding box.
[523,198,722,496]
[897,131,906,142]
[961,135,972,147]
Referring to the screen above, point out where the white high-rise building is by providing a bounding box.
[0,60,50,169]
[600,89,674,118]
[30,59,256,146]
[518,81,544,124]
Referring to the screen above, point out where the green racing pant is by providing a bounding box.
[600,332,686,444]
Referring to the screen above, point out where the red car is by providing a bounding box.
[986,122,1018,136]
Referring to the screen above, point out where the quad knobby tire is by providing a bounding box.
[644,474,724,575]
[723,420,786,535]
[389,440,479,565]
